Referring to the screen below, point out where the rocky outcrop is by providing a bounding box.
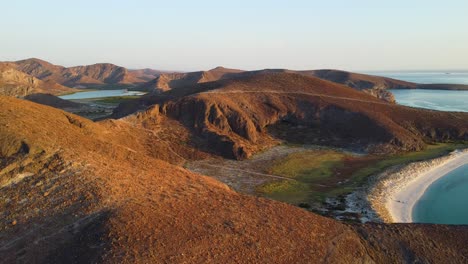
[362,88,396,103]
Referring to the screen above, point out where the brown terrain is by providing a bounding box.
[114,72,468,159]
[0,64,76,97]
[1,60,468,263]
[2,58,467,102]
[135,67,468,103]
[136,66,244,93]
[3,58,161,89]
[1,93,468,263]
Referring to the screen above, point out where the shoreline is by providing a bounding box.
[366,149,468,223]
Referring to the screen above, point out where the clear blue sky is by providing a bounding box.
[1,0,467,71]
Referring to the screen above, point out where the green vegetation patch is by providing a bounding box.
[257,143,467,206]
[268,151,345,182]
[257,150,348,204]
[257,180,309,205]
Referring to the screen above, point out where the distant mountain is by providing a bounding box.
[5,58,157,88]
[128,68,169,82]
[136,67,468,103]
[4,58,468,99]
[136,66,243,93]
[0,63,76,97]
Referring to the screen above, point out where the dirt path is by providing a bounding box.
[195,163,295,181]
[186,145,314,194]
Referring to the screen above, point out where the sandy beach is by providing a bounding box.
[356,149,468,223]
[388,150,468,223]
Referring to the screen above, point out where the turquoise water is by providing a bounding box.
[384,72,468,225]
[59,89,145,100]
[389,89,468,112]
[413,164,468,225]
[368,71,468,84]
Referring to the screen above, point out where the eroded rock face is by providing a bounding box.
[161,94,404,159]
[363,88,396,103]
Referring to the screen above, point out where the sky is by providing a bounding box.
[1,0,468,71]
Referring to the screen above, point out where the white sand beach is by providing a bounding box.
[362,149,468,223]
[388,151,468,223]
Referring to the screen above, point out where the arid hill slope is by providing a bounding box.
[1,96,468,263]
[137,66,243,93]
[137,67,468,103]
[24,93,86,109]
[115,72,468,159]
[128,68,172,82]
[0,64,76,96]
[5,58,151,88]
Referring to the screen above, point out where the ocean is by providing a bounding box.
[370,71,468,112]
[376,71,468,224]
[368,71,468,85]
[413,164,468,225]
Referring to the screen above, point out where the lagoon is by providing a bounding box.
[59,89,145,100]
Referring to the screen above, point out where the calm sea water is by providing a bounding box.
[381,72,468,224]
[59,89,145,100]
[413,164,468,225]
[389,89,468,112]
[368,71,468,84]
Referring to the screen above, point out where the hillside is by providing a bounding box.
[0,64,76,96]
[24,93,86,109]
[137,67,468,103]
[137,66,243,93]
[5,58,152,88]
[128,68,170,82]
[114,72,468,159]
[1,96,468,263]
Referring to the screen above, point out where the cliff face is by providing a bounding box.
[0,64,75,96]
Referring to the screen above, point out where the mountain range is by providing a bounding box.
[2,58,468,99]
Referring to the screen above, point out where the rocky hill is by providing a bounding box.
[136,67,468,103]
[1,96,468,263]
[137,66,243,93]
[114,72,468,159]
[0,64,76,96]
[128,68,169,82]
[5,58,153,88]
[5,58,467,99]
